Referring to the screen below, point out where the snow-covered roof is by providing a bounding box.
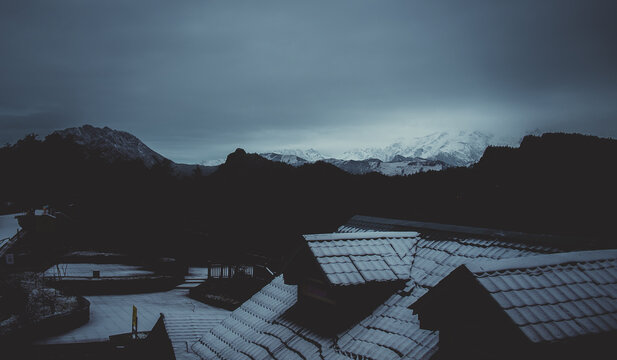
[191,220,561,359]
[161,312,229,360]
[466,249,617,343]
[303,232,419,286]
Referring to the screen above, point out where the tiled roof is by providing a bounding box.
[466,249,617,343]
[192,226,560,359]
[163,312,229,360]
[304,232,419,286]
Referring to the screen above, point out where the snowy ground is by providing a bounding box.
[0,213,21,245]
[187,267,210,278]
[35,288,229,344]
[43,263,154,278]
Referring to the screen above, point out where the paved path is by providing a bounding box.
[43,263,154,278]
[36,288,229,344]
[176,267,209,289]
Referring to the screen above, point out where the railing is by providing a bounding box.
[206,264,274,280]
[208,264,254,279]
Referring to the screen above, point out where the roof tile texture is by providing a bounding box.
[192,226,560,359]
[470,250,617,343]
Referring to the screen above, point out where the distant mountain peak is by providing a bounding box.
[52,125,218,176]
[246,130,521,176]
[53,124,165,167]
[339,130,517,166]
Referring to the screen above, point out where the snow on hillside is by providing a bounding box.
[259,153,309,166]
[375,158,447,176]
[340,131,518,166]
[202,159,226,166]
[240,131,517,175]
[55,126,516,177]
[54,125,165,167]
[322,157,447,175]
[268,148,326,162]
[202,149,324,167]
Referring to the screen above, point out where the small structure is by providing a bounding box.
[284,232,417,332]
[411,249,617,360]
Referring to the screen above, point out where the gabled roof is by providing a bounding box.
[466,249,617,343]
[303,232,419,286]
[192,220,561,360]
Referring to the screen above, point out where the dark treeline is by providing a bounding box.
[1,132,615,266]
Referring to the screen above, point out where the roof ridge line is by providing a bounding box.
[467,249,617,273]
[303,231,420,242]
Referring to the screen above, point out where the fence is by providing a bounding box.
[207,264,274,280]
[208,264,253,279]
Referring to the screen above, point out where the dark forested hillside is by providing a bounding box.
[1,132,615,266]
[372,133,617,243]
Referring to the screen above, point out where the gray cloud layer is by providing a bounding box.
[1,0,616,162]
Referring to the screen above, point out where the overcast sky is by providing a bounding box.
[1,0,616,163]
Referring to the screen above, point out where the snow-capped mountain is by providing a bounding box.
[250,131,518,175]
[51,126,518,177]
[53,125,217,176]
[340,131,517,167]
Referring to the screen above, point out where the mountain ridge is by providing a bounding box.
[253,131,517,175]
[204,130,516,167]
[51,125,460,176]
[49,126,528,176]
[53,125,217,176]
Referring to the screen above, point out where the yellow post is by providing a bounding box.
[132,305,138,337]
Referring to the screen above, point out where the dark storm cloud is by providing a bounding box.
[1,0,616,162]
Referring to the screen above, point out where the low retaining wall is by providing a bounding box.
[27,340,113,360]
[59,254,186,276]
[188,277,269,310]
[188,290,242,310]
[60,252,133,265]
[0,296,90,345]
[46,275,182,295]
